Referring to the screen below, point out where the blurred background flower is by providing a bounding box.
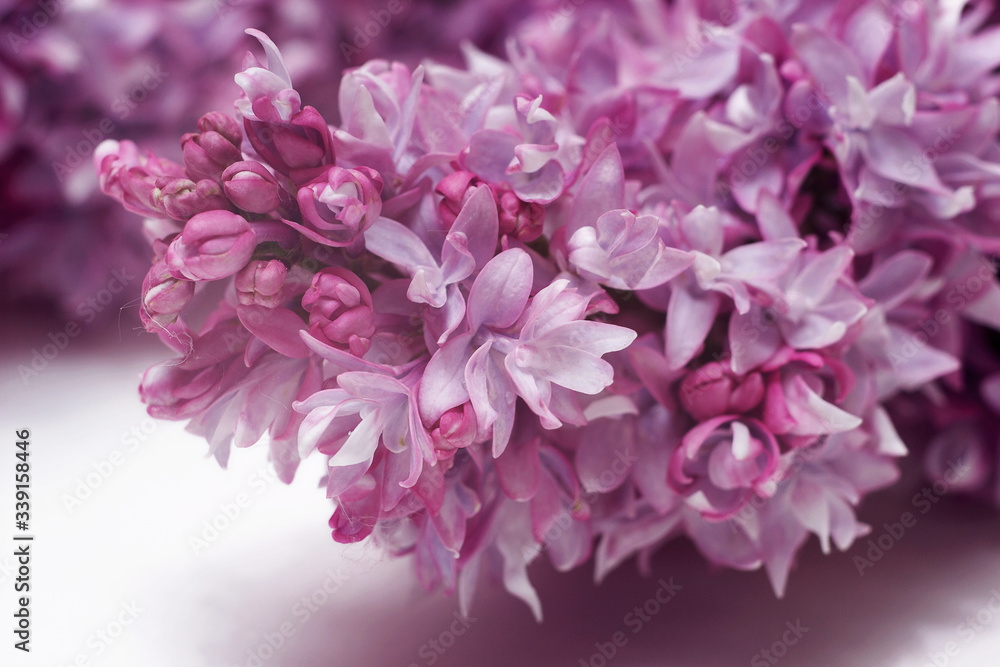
[0,0,609,319]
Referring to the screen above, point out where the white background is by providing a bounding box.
[3,315,1000,667]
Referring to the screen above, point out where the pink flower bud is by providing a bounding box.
[159,178,229,220]
[436,172,544,240]
[244,106,333,184]
[435,170,479,229]
[140,260,195,331]
[96,139,187,219]
[141,362,225,420]
[301,267,375,356]
[222,161,281,214]
[235,259,288,308]
[680,361,764,422]
[430,403,478,456]
[199,111,243,145]
[181,112,243,182]
[296,166,383,247]
[497,189,545,242]
[165,210,257,281]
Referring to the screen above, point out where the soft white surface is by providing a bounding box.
[2,325,1000,667]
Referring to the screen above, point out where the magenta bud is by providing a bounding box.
[435,170,479,229]
[140,260,195,330]
[680,361,764,422]
[96,139,187,220]
[244,106,333,183]
[165,210,258,281]
[140,360,225,421]
[198,111,243,146]
[498,189,545,242]
[222,161,281,214]
[159,178,229,220]
[181,112,243,182]
[235,259,288,308]
[430,403,478,455]
[297,166,383,246]
[301,267,375,356]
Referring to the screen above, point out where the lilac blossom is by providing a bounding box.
[93,1,1000,620]
[293,165,384,248]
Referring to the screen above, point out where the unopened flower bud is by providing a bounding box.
[235,259,288,308]
[159,178,229,220]
[301,267,375,356]
[435,170,480,230]
[244,106,333,183]
[296,166,383,246]
[166,210,257,281]
[680,361,764,422]
[140,260,195,330]
[430,403,478,455]
[222,161,281,214]
[182,111,244,182]
[498,189,545,242]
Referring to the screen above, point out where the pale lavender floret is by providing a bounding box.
[790,26,977,219]
[658,204,806,370]
[364,184,498,309]
[853,249,962,399]
[504,278,638,431]
[668,416,781,520]
[555,142,692,320]
[462,94,583,204]
[175,337,322,481]
[420,248,636,458]
[295,365,433,491]
[729,244,869,374]
[334,60,425,177]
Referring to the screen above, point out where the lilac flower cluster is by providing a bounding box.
[0,0,574,316]
[99,0,1000,618]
